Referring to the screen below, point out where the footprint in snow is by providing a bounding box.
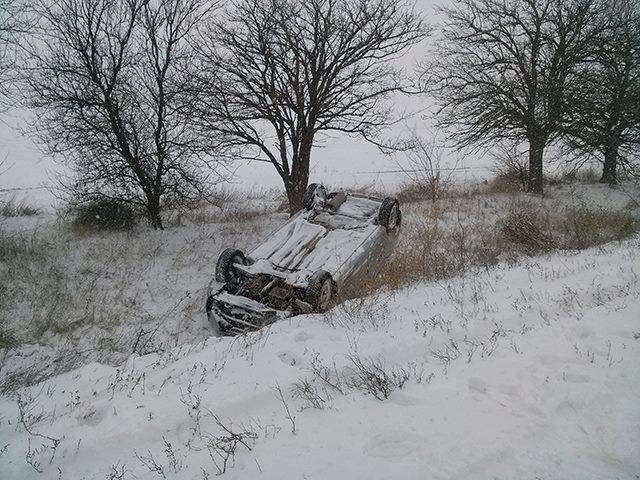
[468,377,488,395]
[278,351,299,366]
[294,331,313,342]
[77,403,107,426]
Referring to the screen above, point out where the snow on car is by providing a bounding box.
[206,183,402,334]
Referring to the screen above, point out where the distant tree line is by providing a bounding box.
[0,0,638,228]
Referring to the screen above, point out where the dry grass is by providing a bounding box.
[559,205,639,249]
[333,180,640,306]
[487,174,525,194]
[0,195,282,392]
[396,181,444,203]
[547,166,601,186]
[499,202,555,254]
[171,206,265,226]
[333,200,506,307]
[0,196,41,217]
[0,230,50,349]
[2,179,639,391]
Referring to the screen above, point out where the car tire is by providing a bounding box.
[307,270,334,312]
[303,183,327,210]
[215,248,246,282]
[378,197,401,232]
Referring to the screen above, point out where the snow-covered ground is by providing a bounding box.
[1,182,639,480]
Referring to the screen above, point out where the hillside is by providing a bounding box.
[1,181,639,479]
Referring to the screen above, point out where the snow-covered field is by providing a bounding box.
[1,181,639,479]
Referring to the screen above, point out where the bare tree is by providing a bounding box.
[564,0,640,184]
[427,0,603,194]
[190,0,428,214]
[23,0,219,229]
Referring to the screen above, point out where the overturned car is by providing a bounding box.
[206,183,401,335]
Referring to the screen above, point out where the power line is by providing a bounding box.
[0,186,48,192]
[350,166,493,174]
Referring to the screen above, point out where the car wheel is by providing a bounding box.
[378,197,401,232]
[215,248,246,282]
[307,270,334,312]
[303,183,327,210]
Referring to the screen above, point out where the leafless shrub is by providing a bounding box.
[179,386,202,413]
[274,382,296,434]
[134,450,166,478]
[488,143,529,193]
[162,437,182,474]
[463,322,508,363]
[308,353,344,394]
[16,391,61,472]
[345,355,410,401]
[393,131,459,203]
[291,377,330,410]
[498,195,639,254]
[106,462,127,480]
[69,199,137,232]
[431,339,461,368]
[202,412,257,476]
[131,325,162,356]
[499,204,555,254]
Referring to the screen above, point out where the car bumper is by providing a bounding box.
[206,291,290,335]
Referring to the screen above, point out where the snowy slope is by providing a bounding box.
[1,233,638,479]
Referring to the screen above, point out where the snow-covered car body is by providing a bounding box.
[206,185,401,334]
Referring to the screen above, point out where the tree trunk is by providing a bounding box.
[286,185,305,216]
[285,165,310,215]
[147,193,164,230]
[527,136,545,194]
[284,131,313,216]
[600,143,618,185]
